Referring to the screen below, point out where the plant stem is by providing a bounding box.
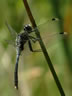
[23,0,65,95]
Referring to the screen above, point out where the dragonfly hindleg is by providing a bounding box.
[28,40,41,52]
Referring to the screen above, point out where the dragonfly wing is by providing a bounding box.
[5,39,16,47]
[32,18,60,32]
[5,21,17,40]
[31,18,65,49]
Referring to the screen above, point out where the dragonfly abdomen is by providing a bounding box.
[14,54,20,89]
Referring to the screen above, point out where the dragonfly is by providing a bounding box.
[5,18,67,89]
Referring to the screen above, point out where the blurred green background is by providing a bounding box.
[0,0,72,96]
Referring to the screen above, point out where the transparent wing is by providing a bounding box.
[5,21,18,47]
[31,18,66,48]
[32,18,60,32]
[5,40,16,47]
[5,21,17,40]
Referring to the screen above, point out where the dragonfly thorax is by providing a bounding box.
[16,32,29,52]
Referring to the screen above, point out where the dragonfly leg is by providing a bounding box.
[29,36,39,43]
[28,40,41,52]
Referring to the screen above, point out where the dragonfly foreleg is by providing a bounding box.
[28,40,41,52]
[29,35,39,43]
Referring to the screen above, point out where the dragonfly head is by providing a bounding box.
[24,24,32,33]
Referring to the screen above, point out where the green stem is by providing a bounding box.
[23,0,65,95]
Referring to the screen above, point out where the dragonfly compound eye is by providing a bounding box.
[24,24,32,33]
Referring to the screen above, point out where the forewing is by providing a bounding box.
[32,18,63,48]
